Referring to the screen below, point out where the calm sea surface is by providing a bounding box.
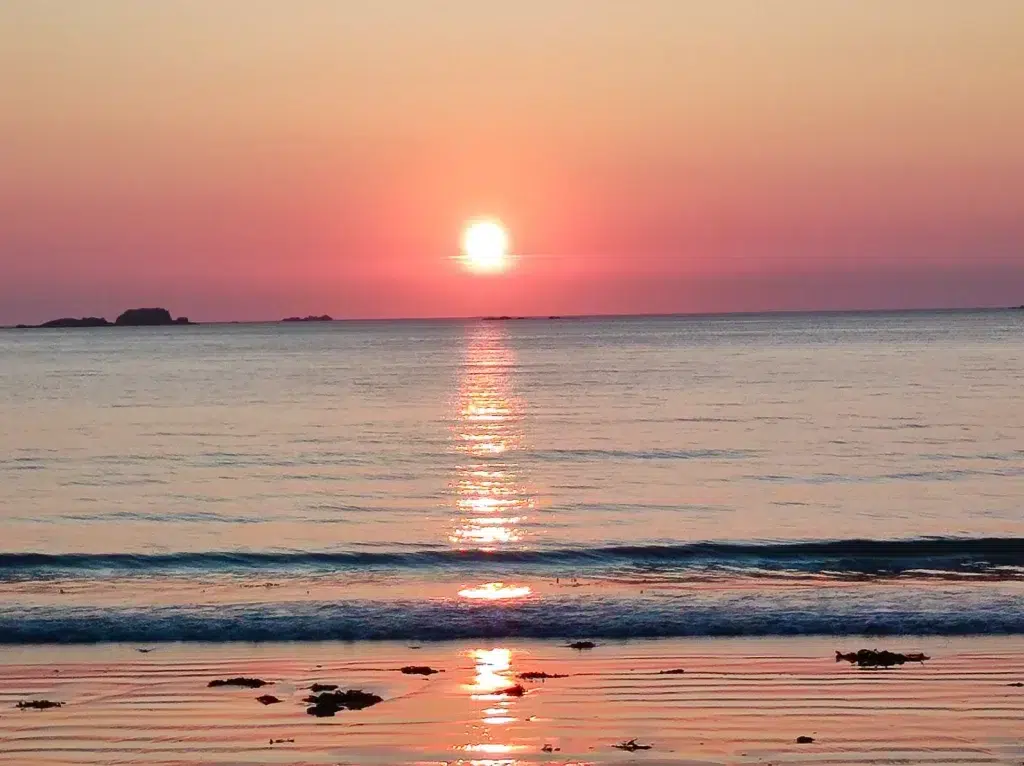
[1,311,1023,642]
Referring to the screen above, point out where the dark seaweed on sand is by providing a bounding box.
[16,700,62,710]
[208,677,270,688]
[614,738,652,751]
[305,689,383,717]
[518,671,568,680]
[400,665,443,675]
[494,684,526,697]
[835,649,929,668]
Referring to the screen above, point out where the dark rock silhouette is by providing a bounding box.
[39,317,111,328]
[308,683,338,692]
[115,307,186,326]
[283,314,333,322]
[256,694,281,705]
[658,668,687,675]
[19,307,191,328]
[797,736,816,744]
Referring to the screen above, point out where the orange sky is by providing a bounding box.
[1,1,1023,322]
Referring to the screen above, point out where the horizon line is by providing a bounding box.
[4,304,1022,329]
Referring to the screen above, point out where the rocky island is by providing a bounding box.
[282,314,333,322]
[15,308,192,329]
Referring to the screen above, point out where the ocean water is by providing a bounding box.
[1,311,1023,643]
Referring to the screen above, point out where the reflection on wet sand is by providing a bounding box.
[460,647,526,762]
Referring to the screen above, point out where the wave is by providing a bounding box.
[2,537,1022,578]
[2,590,1022,643]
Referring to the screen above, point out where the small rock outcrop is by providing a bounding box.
[40,317,111,328]
[797,736,815,744]
[256,695,281,705]
[283,315,333,322]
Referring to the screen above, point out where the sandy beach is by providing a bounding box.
[2,636,1022,765]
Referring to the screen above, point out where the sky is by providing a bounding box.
[1,0,1023,322]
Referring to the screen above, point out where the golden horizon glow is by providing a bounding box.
[461,220,510,274]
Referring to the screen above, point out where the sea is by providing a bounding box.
[1,310,1023,644]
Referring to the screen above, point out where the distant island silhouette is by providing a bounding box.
[282,314,333,322]
[16,308,192,329]
[483,315,562,321]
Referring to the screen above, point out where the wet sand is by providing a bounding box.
[1,636,1022,765]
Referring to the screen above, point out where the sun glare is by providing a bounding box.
[461,220,510,273]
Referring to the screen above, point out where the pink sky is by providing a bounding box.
[2,1,1023,323]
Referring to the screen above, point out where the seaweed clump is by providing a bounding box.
[614,739,652,751]
[494,684,526,697]
[17,700,63,710]
[400,666,442,675]
[518,671,568,680]
[836,650,929,668]
[208,677,270,688]
[305,689,383,717]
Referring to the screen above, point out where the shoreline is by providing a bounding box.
[2,635,1022,764]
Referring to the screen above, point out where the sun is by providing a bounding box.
[461,219,510,273]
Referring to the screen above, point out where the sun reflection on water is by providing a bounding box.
[459,582,532,600]
[449,328,536,764]
[449,325,533,552]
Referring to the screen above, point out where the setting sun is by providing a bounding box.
[461,220,510,273]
